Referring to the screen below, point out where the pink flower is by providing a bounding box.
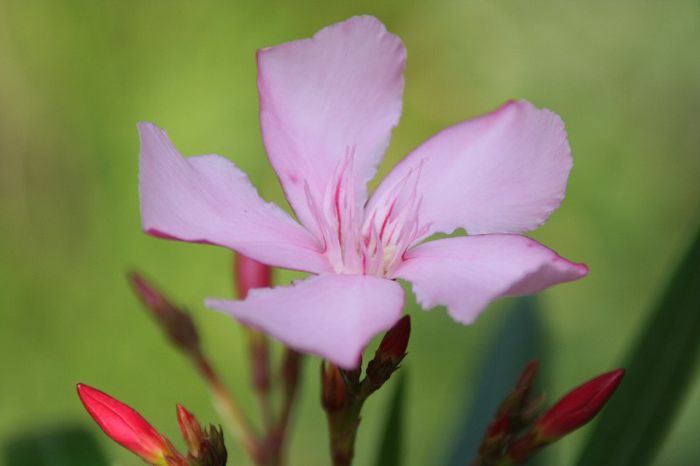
[139,16,587,369]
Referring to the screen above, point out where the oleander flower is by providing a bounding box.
[138,16,587,369]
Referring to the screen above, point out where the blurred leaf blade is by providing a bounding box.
[3,426,108,466]
[445,297,547,466]
[576,225,700,466]
[374,371,407,466]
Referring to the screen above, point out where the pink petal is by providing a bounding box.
[206,273,404,369]
[257,16,405,231]
[368,100,572,239]
[138,122,329,273]
[393,235,587,324]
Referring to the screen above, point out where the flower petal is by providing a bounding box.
[257,16,405,231]
[393,234,587,324]
[368,100,572,238]
[139,122,329,273]
[206,273,404,369]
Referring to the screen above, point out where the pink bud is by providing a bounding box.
[77,384,180,465]
[536,369,625,440]
[235,253,272,298]
[176,404,204,456]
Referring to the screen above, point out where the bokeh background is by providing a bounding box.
[1,1,699,465]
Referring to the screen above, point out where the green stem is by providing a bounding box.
[326,398,365,466]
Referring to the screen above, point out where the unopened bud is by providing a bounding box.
[128,272,200,355]
[77,384,184,465]
[234,254,272,299]
[536,368,624,441]
[366,316,411,388]
[197,425,228,466]
[483,413,510,449]
[321,362,347,412]
[177,404,204,457]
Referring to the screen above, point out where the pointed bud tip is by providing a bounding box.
[536,368,625,440]
[177,404,204,457]
[128,271,165,310]
[519,359,540,386]
[77,383,174,463]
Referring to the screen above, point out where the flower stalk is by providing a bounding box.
[322,316,411,466]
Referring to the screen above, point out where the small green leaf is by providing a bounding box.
[444,297,547,466]
[374,370,407,466]
[576,225,700,466]
[3,425,108,466]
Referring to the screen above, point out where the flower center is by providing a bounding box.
[305,154,427,277]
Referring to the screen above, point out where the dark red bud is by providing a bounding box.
[366,316,411,389]
[77,384,183,465]
[378,315,411,363]
[536,369,625,440]
[235,254,272,298]
[506,431,538,464]
[321,362,347,412]
[176,404,204,457]
[497,359,540,418]
[515,359,539,396]
[199,424,228,465]
[484,413,510,445]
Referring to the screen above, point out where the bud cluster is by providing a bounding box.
[321,315,411,466]
[322,315,411,413]
[471,362,624,466]
[77,384,227,466]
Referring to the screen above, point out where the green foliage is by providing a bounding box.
[576,223,700,466]
[373,371,407,466]
[445,298,546,466]
[2,427,107,466]
[1,2,700,465]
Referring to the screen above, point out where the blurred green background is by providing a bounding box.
[1,1,699,465]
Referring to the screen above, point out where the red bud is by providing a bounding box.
[366,316,411,388]
[77,384,182,465]
[536,369,625,440]
[321,362,347,412]
[177,404,204,457]
[235,254,272,298]
[378,315,411,362]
